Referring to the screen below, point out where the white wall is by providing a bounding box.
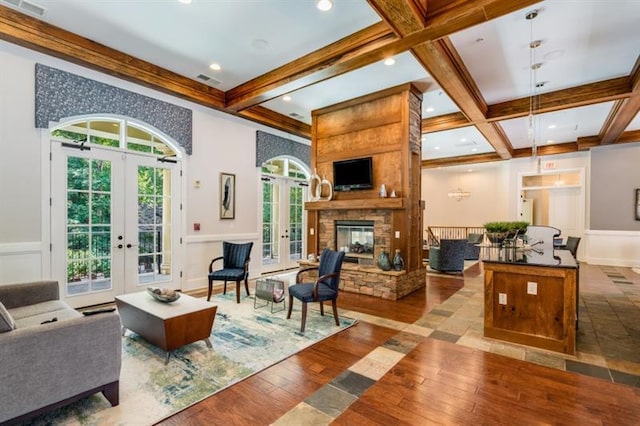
[421,162,510,227]
[0,41,310,288]
[421,151,640,267]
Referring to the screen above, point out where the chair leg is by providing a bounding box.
[331,299,339,326]
[301,302,307,332]
[223,280,228,295]
[287,295,294,319]
[244,277,250,296]
[319,301,324,316]
[207,278,213,301]
[235,280,241,304]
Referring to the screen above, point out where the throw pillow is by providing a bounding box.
[0,301,17,333]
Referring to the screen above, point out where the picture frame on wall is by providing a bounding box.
[220,172,235,220]
[636,188,640,221]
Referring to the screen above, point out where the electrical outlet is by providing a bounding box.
[527,281,538,295]
[498,293,507,305]
[310,228,314,235]
[395,231,400,238]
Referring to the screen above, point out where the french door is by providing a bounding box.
[51,142,181,308]
[261,177,306,274]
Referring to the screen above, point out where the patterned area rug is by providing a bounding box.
[26,293,356,425]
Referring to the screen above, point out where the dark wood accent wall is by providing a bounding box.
[306,83,424,273]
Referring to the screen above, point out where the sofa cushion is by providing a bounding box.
[8,300,70,320]
[0,301,16,332]
[13,307,81,329]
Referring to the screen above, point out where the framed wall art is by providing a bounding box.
[220,172,235,219]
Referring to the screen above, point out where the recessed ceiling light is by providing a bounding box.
[548,124,557,129]
[425,106,435,112]
[283,95,292,102]
[471,148,477,152]
[178,0,192,4]
[316,0,332,11]
[209,63,221,71]
[461,138,467,142]
[434,146,440,150]
[384,57,396,66]
[547,139,554,144]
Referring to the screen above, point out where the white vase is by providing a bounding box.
[379,184,387,198]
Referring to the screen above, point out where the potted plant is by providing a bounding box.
[483,221,529,244]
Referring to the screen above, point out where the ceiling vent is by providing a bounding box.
[455,140,478,147]
[2,0,46,16]
[195,74,222,87]
[288,112,304,120]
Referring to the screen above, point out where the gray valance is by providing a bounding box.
[255,130,310,167]
[35,64,193,154]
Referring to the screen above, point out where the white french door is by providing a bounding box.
[261,177,306,274]
[51,142,181,307]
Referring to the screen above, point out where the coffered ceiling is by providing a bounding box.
[1,0,638,168]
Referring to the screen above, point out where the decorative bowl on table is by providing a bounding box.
[147,287,180,303]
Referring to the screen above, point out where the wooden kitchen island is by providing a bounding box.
[482,248,578,355]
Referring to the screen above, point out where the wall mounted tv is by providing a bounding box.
[333,157,373,191]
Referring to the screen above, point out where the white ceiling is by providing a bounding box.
[6,0,639,161]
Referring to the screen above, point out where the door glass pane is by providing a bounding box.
[137,166,171,284]
[262,180,280,265]
[66,156,112,295]
[289,185,303,261]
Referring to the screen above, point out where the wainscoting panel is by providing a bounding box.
[0,242,44,284]
[584,230,640,267]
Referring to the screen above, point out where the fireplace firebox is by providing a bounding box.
[335,220,374,263]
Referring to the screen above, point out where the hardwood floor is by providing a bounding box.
[158,265,640,425]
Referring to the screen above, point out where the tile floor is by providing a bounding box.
[273,263,640,423]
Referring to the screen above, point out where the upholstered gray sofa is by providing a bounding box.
[0,280,121,424]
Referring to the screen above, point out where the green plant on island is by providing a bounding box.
[483,221,529,233]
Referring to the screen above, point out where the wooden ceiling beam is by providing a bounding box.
[238,107,311,140]
[598,56,640,145]
[422,152,504,169]
[486,77,632,121]
[413,39,513,158]
[225,22,396,112]
[422,112,470,133]
[0,5,225,110]
[226,0,540,113]
[422,76,635,133]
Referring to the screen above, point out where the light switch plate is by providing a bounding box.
[527,281,538,295]
[499,293,507,305]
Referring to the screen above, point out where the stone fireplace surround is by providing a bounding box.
[311,208,425,300]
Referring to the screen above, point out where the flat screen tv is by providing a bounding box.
[333,157,373,191]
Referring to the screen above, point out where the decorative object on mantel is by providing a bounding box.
[377,248,392,271]
[393,249,404,271]
[379,183,387,198]
[147,287,180,303]
[318,175,333,201]
[390,189,397,198]
[308,169,321,201]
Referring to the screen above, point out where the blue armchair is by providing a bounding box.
[428,239,467,273]
[287,248,345,332]
[208,241,253,303]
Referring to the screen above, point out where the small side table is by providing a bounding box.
[254,278,287,313]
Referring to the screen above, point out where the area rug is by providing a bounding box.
[26,293,356,426]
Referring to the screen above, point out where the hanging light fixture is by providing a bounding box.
[526,9,542,159]
[447,174,470,201]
